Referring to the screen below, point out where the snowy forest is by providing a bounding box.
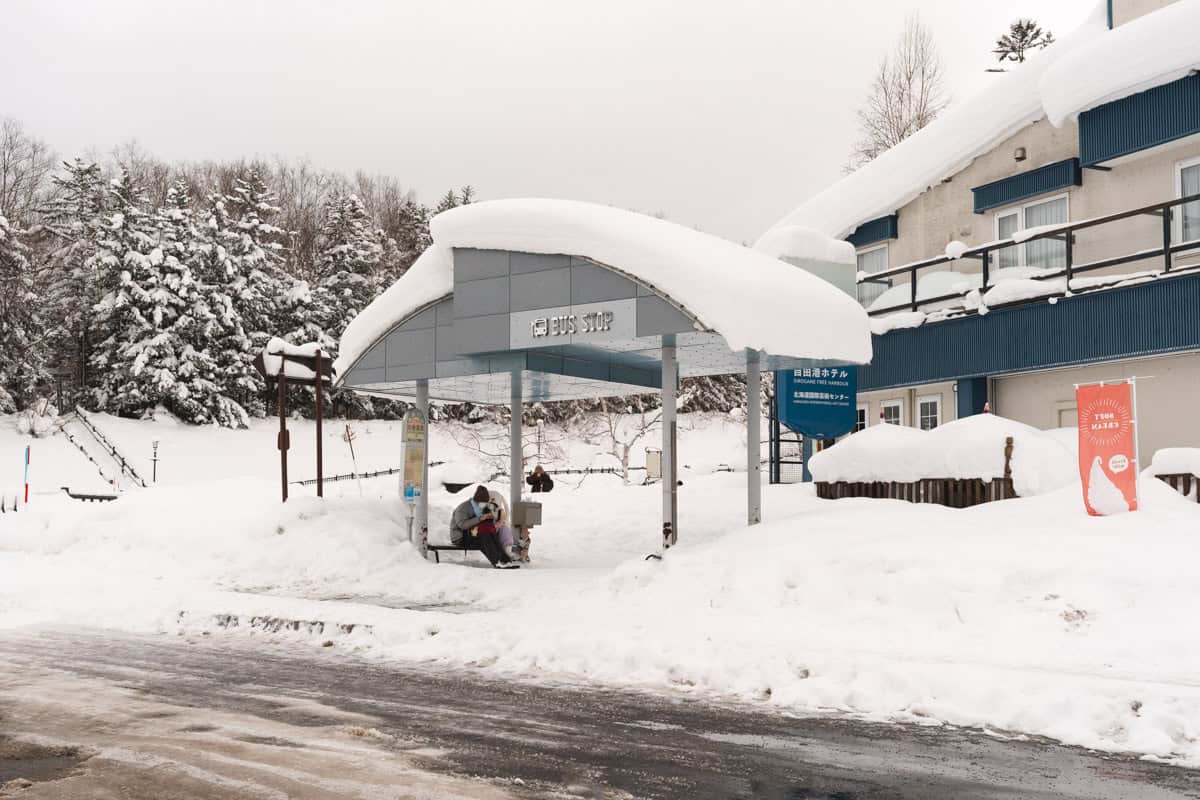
[0,119,748,428]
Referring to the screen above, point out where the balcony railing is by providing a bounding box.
[858,192,1200,317]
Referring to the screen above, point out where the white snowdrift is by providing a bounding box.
[430,199,871,361]
[2,412,1200,766]
[809,414,1075,497]
[1151,448,1200,477]
[1040,0,1200,125]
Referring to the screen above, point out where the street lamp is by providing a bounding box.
[151,440,159,484]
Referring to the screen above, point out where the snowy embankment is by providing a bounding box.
[2,412,1200,765]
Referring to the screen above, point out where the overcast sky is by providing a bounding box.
[3,0,1096,243]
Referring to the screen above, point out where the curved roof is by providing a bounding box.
[335,198,870,379]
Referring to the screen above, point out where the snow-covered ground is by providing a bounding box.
[2,411,1199,767]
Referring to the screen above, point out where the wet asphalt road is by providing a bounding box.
[1,627,1199,799]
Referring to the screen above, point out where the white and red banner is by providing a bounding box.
[1075,381,1138,515]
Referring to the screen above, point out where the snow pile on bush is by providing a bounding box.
[809,414,1075,496]
[1150,448,1200,478]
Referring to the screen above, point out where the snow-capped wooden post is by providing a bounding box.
[277,368,289,502]
[746,349,762,525]
[254,339,337,504]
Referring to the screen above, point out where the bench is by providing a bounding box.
[427,540,483,564]
[60,486,119,503]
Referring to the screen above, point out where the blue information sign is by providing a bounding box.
[776,366,857,439]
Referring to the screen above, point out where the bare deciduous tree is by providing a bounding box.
[848,15,948,171]
[0,118,56,223]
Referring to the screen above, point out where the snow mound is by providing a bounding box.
[1150,448,1200,478]
[809,414,1075,496]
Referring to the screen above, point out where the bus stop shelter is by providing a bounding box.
[332,199,871,554]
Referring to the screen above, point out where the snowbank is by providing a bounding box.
[2,413,1200,766]
[430,199,871,361]
[1040,0,1200,125]
[809,414,1076,497]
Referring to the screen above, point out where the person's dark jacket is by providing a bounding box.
[526,471,554,493]
[449,499,484,545]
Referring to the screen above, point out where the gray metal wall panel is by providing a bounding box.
[510,252,571,274]
[636,296,695,337]
[488,353,526,372]
[637,284,657,297]
[356,341,385,370]
[436,358,492,378]
[510,267,571,312]
[571,264,638,304]
[610,364,660,389]
[453,275,509,318]
[434,297,454,326]
[394,305,437,331]
[344,366,385,385]
[454,314,510,355]
[384,327,436,366]
[385,362,436,381]
[435,326,456,362]
[454,248,510,282]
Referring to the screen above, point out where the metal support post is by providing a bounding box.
[510,371,522,513]
[416,379,430,555]
[315,349,324,498]
[662,335,678,548]
[746,349,762,525]
[801,435,813,483]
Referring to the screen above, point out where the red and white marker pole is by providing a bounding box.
[24,445,30,504]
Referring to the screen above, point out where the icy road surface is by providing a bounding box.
[1,629,1198,799]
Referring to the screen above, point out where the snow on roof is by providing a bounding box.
[335,199,871,380]
[756,2,1134,244]
[332,244,452,379]
[432,199,870,360]
[1040,0,1200,126]
[754,225,856,264]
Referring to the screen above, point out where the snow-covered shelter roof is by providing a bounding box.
[756,1,1197,244]
[335,199,870,403]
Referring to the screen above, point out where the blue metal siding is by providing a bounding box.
[845,214,899,248]
[858,272,1200,391]
[972,159,1082,213]
[1080,74,1200,167]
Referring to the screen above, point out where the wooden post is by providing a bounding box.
[315,349,324,499]
[1003,436,1014,481]
[278,372,289,503]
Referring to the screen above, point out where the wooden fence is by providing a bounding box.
[1156,473,1200,503]
[815,436,1016,509]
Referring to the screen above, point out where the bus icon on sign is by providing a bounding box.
[531,318,549,337]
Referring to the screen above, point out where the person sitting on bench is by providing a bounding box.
[450,486,519,569]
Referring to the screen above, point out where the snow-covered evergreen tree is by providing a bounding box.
[315,192,383,336]
[222,169,289,348]
[0,214,50,412]
[87,169,168,415]
[38,159,108,394]
[993,19,1055,64]
[194,192,262,419]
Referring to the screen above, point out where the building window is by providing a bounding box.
[880,399,903,426]
[855,404,868,432]
[918,395,941,430]
[856,244,889,306]
[994,194,1069,270]
[1175,156,1200,244]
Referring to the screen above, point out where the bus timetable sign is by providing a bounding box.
[401,409,427,506]
[776,366,857,439]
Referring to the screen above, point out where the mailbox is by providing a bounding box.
[512,501,542,528]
